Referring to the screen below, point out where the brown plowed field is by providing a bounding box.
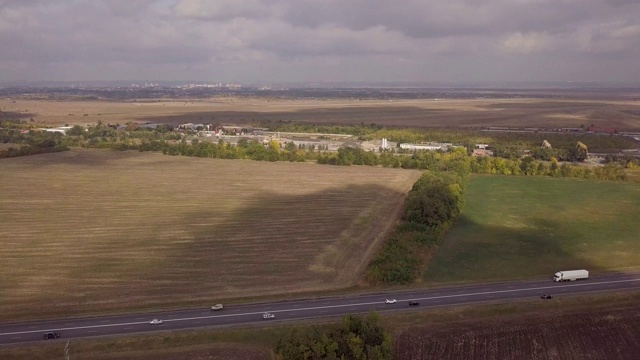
[0,149,420,321]
[3,97,640,129]
[394,304,640,360]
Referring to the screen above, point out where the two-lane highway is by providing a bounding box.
[2,273,640,345]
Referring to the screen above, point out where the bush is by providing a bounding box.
[274,313,392,360]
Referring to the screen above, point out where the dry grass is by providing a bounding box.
[0,149,420,321]
[1,342,271,360]
[2,97,640,129]
[0,143,21,150]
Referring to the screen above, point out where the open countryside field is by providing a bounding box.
[3,96,640,130]
[394,298,640,360]
[424,175,640,284]
[0,149,420,321]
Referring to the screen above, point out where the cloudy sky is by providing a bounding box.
[1,0,639,83]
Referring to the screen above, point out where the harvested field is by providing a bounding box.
[0,149,420,321]
[2,97,640,130]
[394,304,640,360]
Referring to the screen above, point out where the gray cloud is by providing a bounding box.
[0,0,639,83]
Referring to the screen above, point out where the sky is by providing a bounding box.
[1,0,639,84]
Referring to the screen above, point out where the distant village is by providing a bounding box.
[33,122,640,161]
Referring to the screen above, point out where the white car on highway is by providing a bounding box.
[211,304,224,311]
[149,319,163,325]
[262,312,275,319]
[385,299,397,304]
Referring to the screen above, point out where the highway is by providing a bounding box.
[2,273,640,345]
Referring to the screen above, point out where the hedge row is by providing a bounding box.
[367,170,468,285]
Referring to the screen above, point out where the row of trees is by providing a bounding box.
[368,169,468,284]
[1,123,634,182]
[72,134,630,182]
[0,129,68,158]
[274,313,392,360]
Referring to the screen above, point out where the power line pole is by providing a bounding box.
[64,340,70,360]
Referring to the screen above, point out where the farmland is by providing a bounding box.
[0,149,420,321]
[424,175,640,284]
[394,294,640,360]
[2,96,640,130]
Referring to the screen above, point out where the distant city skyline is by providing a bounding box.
[1,0,639,84]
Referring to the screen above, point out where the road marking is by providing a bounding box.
[2,278,639,338]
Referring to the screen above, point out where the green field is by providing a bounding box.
[424,175,640,283]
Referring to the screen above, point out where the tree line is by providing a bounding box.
[274,313,392,360]
[1,123,636,182]
[368,167,468,284]
[0,128,68,158]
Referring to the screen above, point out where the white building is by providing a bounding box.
[43,126,74,134]
[399,142,453,151]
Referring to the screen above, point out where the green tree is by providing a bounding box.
[274,313,391,360]
[403,183,460,228]
[66,125,85,136]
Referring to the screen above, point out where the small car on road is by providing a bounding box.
[540,294,553,300]
[44,331,60,339]
[149,319,164,325]
[408,301,420,306]
[385,299,397,304]
[262,312,275,319]
[211,304,224,311]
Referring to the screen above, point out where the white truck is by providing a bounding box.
[553,269,589,282]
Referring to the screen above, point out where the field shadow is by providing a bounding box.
[135,182,408,300]
[423,214,602,284]
[22,148,172,167]
[133,101,640,129]
[0,110,35,121]
[133,106,455,128]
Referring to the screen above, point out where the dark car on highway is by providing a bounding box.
[541,294,553,300]
[409,301,420,306]
[44,331,60,339]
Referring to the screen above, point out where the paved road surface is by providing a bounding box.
[2,273,639,345]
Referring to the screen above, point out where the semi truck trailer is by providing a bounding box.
[553,269,589,282]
